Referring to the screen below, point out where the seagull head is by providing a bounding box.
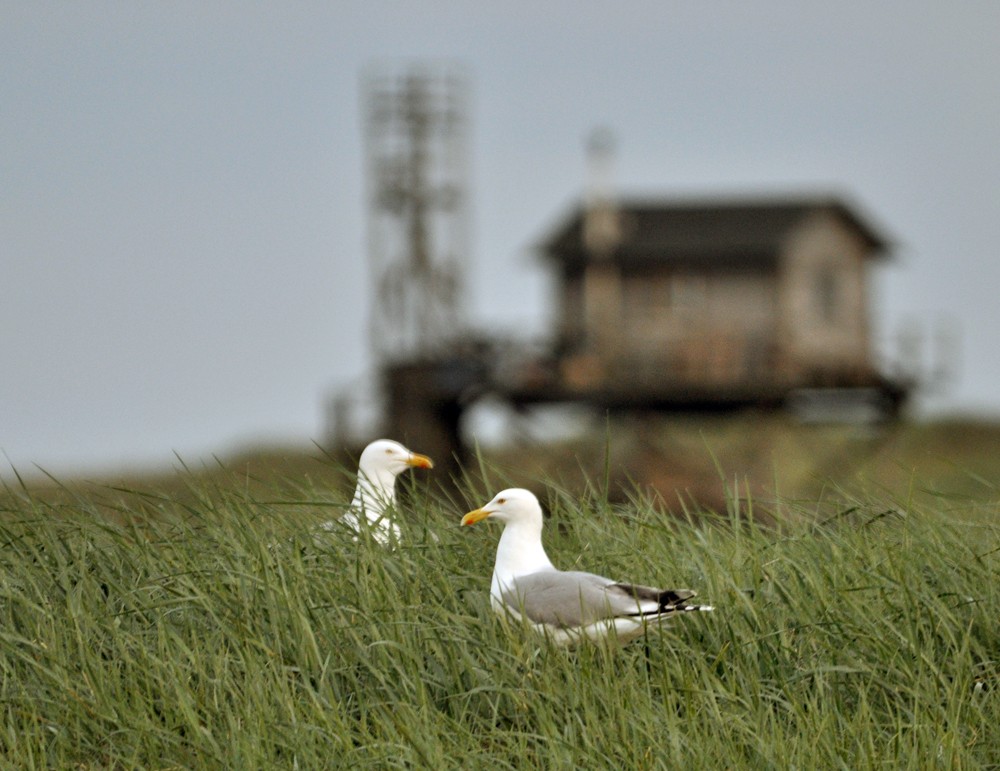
[461,488,543,527]
[358,439,434,478]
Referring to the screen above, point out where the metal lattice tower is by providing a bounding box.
[362,63,470,363]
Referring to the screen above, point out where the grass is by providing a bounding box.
[1,460,998,769]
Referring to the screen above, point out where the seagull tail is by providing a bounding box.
[612,583,715,615]
[673,602,715,613]
[661,589,714,613]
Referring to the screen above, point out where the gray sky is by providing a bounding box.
[3,2,999,476]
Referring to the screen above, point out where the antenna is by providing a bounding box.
[579,126,622,362]
[582,126,620,258]
[361,62,470,363]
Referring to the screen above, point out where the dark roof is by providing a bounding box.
[539,194,891,265]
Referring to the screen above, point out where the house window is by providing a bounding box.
[815,265,838,323]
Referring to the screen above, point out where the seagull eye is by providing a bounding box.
[497,498,506,504]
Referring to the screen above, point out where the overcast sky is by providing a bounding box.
[3,2,999,477]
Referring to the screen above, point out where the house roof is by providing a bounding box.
[539,194,891,266]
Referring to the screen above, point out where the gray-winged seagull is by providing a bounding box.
[462,488,712,645]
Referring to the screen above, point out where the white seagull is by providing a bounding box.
[461,488,713,645]
[327,439,433,545]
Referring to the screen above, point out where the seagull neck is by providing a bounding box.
[351,471,396,521]
[493,520,554,585]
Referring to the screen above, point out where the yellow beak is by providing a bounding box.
[407,453,434,469]
[461,507,491,526]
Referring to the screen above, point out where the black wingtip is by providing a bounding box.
[659,588,697,607]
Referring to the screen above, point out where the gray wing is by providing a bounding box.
[501,570,696,629]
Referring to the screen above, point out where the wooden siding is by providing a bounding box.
[778,209,872,379]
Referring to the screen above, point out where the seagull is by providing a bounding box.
[326,439,434,545]
[461,488,713,645]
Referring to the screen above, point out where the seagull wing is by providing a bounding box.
[500,570,708,629]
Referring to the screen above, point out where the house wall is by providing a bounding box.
[622,266,780,383]
[560,262,781,385]
[777,211,872,381]
[556,269,582,346]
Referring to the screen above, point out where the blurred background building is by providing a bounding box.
[328,64,912,480]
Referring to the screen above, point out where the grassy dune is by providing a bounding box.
[1,460,997,768]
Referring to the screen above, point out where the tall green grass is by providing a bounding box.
[1,469,997,768]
